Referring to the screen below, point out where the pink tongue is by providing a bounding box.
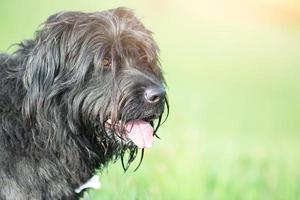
[125,120,154,148]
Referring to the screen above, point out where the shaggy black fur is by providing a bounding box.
[0,7,167,200]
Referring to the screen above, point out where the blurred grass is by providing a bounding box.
[1,0,300,199]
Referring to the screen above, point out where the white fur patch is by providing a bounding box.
[75,175,101,193]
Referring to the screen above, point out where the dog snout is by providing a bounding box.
[144,86,165,104]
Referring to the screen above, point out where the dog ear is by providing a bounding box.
[21,12,96,148]
[22,12,103,139]
[22,32,61,126]
[22,12,81,125]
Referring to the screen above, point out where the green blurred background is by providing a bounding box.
[1,0,300,199]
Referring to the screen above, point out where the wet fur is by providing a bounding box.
[0,7,167,199]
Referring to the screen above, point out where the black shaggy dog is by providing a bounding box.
[0,7,167,199]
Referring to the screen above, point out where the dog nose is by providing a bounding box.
[144,87,165,104]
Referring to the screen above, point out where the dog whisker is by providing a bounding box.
[0,7,168,199]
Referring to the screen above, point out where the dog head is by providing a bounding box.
[20,7,168,170]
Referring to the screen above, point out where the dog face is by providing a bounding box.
[21,7,167,169]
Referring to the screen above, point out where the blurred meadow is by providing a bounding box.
[1,0,300,199]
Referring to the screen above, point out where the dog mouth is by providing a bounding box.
[105,119,154,149]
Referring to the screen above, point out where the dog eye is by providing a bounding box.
[102,58,112,68]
